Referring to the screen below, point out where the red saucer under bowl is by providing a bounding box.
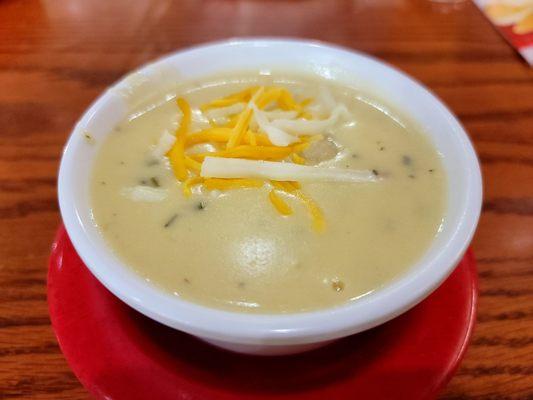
[48,225,477,400]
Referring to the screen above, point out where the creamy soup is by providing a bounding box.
[90,73,446,313]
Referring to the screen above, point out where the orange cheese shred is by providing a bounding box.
[194,145,294,161]
[256,87,282,109]
[270,181,300,192]
[269,190,293,215]
[245,131,272,146]
[167,98,191,181]
[223,114,240,128]
[248,130,257,146]
[294,190,325,232]
[203,178,264,191]
[186,128,233,146]
[269,181,321,230]
[186,128,270,148]
[291,153,306,165]
[184,156,202,173]
[278,89,298,110]
[182,176,204,197]
[200,86,259,111]
[226,108,253,149]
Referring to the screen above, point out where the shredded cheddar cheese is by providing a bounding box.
[271,181,291,192]
[300,98,313,108]
[167,98,191,181]
[246,131,271,146]
[248,130,257,146]
[162,84,372,232]
[294,189,325,232]
[291,153,306,165]
[269,180,322,230]
[204,178,264,191]
[186,128,271,147]
[256,87,282,109]
[227,107,253,149]
[224,114,240,128]
[200,86,259,111]
[227,87,264,149]
[184,156,202,173]
[282,181,300,191]
[186,128,233,146]
[269,190,293,215]
[182,176,204,197]
[197,145,294,161]
[278,89,296,110]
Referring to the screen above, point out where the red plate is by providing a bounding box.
[48,225,477,400]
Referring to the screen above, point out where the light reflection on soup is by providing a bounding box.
[90,73,446,313]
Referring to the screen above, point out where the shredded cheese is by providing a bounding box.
[256,87,282,109]
[224,114,240,128]
[291,153,306,165]
[201,157,377,183]
[226,107,253,149]
[271,181,299,192]
[167,98,192,181]
[186,128,233,146]
[270,104,349,136]
[248,130,257,146]
[318,86,336,113]
[227,87,264,149]
[190,109,211,131]
[205,102,246,120]
[184,156,202,173]
[295,189,325,232]
[278,89,305,114]
[195,145,294,161]
[200,86,259,111]
[251,104,299,147]
[246,132,273,146]
[268,190,293,215]
[182,176,204,197]
[262,110,298,120]
[186,128,271,147]
[269,181,322,230]
[203,178,264,191]
[152,130,176,158]
[159,84,373,232]
[121,186,168,202]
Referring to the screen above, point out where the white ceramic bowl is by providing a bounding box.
[58,38,482,356]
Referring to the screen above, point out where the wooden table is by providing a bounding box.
[1,0,532,398]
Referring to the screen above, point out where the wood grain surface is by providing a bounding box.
[0,0,532,398]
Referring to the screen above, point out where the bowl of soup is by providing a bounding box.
[58,39,482,355]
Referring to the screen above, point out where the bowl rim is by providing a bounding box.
[58,37,482,345]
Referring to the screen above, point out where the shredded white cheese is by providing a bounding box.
[263,110,299,120]
[270,104,349,136]
[314,86,337,116]
[152,130,176,158]
[205,102,246,120]
[121,186,168,202]
[201,157,377,183]
[320,86,337,113]
[251,104,299,147]
[187,143,217,154]
[191,109,211,131]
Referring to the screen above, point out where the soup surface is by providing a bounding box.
[91,72,446,313]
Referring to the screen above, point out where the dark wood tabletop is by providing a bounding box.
[1,0,532,398]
